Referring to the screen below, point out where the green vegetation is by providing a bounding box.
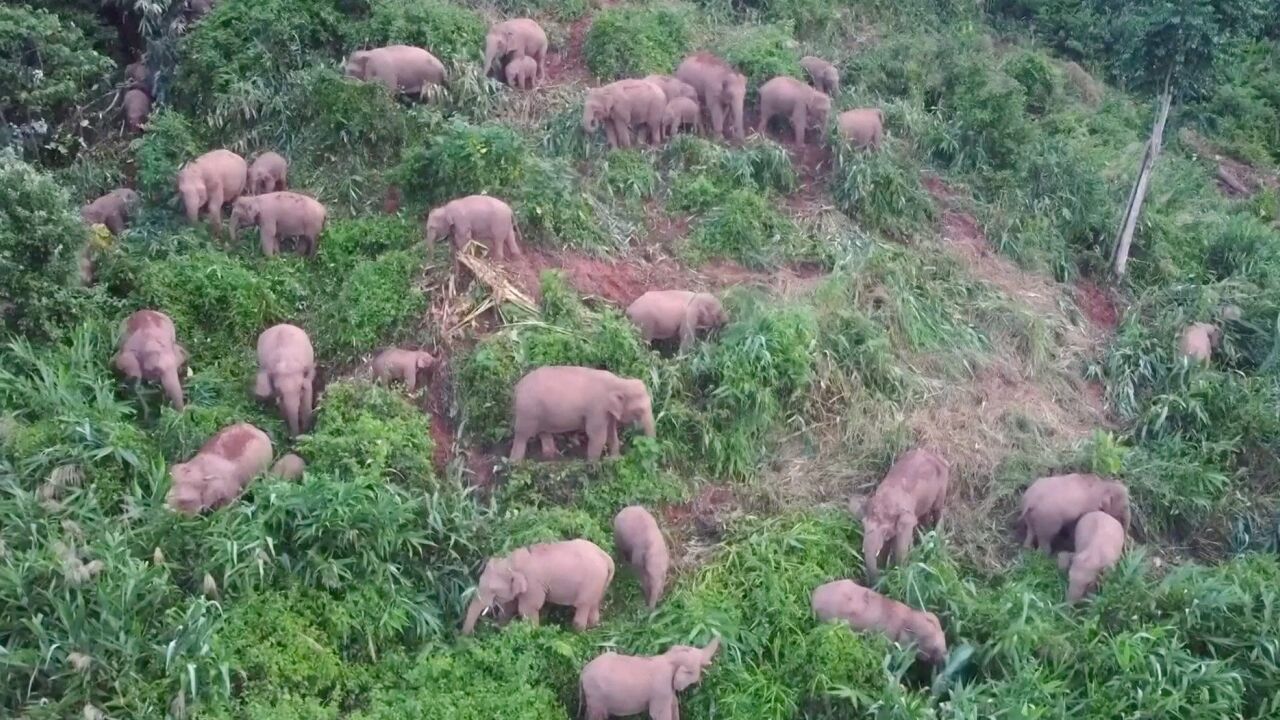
[3,0,1280,718]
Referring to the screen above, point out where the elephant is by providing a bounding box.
[1178,322,1220,363]
[167,423,273,514]
[854,448,949,583]
[613,505,669,609]
[484,18,548,81]
[125,60,150,91]
[461,539,614,635]
[509,366,656,462]
[1059,510,1125,604]
[662,97,702,138]
[583,79,667,149]
[812,579,947,665]
[123,88,151,131]
[579,637,720,720]
[837,108,884,150]
[675,53,747,141]
[270,453,306,481]
[758,76,831,145]
[800,55,839,96]
[113,309,188,410]
[626,291,727,351]
[81,188,140,236]
[371,347,436,393]
[642,74,699,103]
[230,192,327,258]
[255,323,315,438]
[176,148,248,237]
[425,194,522,269]
[247,152,288,195]
[1018,473,1130,555]
[345,45,446,96]
[505,55,538,90]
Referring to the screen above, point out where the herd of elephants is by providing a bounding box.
[76,12,1236,718]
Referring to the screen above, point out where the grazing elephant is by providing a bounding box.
[837,108,884,150]
[230,192,327,258]
[114,309,188,410]
[505,55,538,90]
[759,76,831,144]
[1018,473,1130,555]
[812,579,947,665]
[662,97,702,138]
[176,148,248,237]
[167,423,272,514]
[123,88,151,131]
[1178,322,1220,363]
[583,79,667,148]
[854,449,950,582]
[255,324,315,438]
[425,194,522,268]
[81,188,140,236]
[579,637,720,720]
[125,60,150,90]
[800,55,839,96]
[345,45,446,96]
[484,18,548,81]
[613,505,670,609]
[1059,510,1125,604]
[626,290,727,351]
[371,348,436,393]
[247,152,288,195]
[642,74,699,103]
[461,539,614,635]
[270,453,306,481]
[675,53,747,141]
[510,366,656,462]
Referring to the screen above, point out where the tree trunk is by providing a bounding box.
[1112,78,1173,278]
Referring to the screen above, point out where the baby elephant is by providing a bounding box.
[505,55,538,90]
[1018,473,1130,554]
[425,194,523,271]
[580,637,719,720]
[510,366,656,462]
[168,423,273,513]
[1178,322,1220,363]
[371,348,436,393]
[230,192,327,258]
[662,97,702,138]
[800,55,839,96]
[837,108,884,150]
[461,539,614,635]
[270,453,306,481]
[1059,510,1125,604]
[345,45,446,96]
[855,448,949,582]
[255,323,315,437]
[758,76,831,145]
[613,505,670,609]
[247,151,288,195]
[114,309,188,410]
[123,88,151,131]
[81,188,140,236]
[642,74,698,103]
[812,579,947,665]
[626,291,728,351]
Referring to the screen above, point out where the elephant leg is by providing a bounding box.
[603,123,619,149]
[614,120,632,149]
[517,591,544,626]
[261,222,277,256]
[106,214,125,236]
[403,366,417,393]
[207,188,225,237]
[539,433,558,459]
[253,371,272,400]
[1033,516,1062,556]
[585,413,609,461]
[709,101,726,137]
[535,47,546,80]
[588,603,601,627]
[607,418,621,458]
[505,228,521,258]
[791,108,807,144]
[490,231,506,262]
[510,427,531,461]
[301,376,314,432]
[572,603,592,631]
[585,701,607,720]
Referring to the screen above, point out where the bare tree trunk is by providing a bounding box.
[1113,77,1173,278]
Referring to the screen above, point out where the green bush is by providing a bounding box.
[395,120,530,207]
[493,0,589,21]
[584,7,690,80]
[309,250,425,362]
[133,109,199,202]
[300,380,435,483]
[932,61,1034,171]
[714,23,802,96]
[830,139,935,238]
[1001,49,1061,115]
[598,149,659,202]
[688,188,798,268]
[357,0,486,62]
[216,590,349,702]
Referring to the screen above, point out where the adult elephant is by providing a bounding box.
[509,366,655,461]
[582,79,667,148]
[255,323,315,437]
[176,149,248,237]
[345,45,446,96]
[484,18,548,81]
[675,52,747,141]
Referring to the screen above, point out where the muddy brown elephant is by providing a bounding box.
[662,97,702,138]
[177,149,248,237]
[759,76,831,145]
[812,579,947,664]
[270,453,306,481]
[114,309,188,410]
[613,505,670,609]
[626,290,727,351]
[854,448,949,583]
[579,637,720,720]
[1018,473,1130,555]
[123,88,151,131]
[125,60,150,90]
[837,108,884,150]
[484,18,548,81]
[248,152,288,195]
[642,74,699,103]
[505,55,538,90]
[168,423,273,513]
[371,348,436,393]
[800,55,839,96]
[583,79,667,148]
[675,53,747,141]
[81,188,140,236]
[230,191,327,258]
[345,45,446,96]
[1178,322,1220,363]
[425,194,522,269]
[1059,510,1125,604]
[510,366,656,462]
[461,539,614,634]
[255,323,315,437]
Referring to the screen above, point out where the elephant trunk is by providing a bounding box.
[182,190,200,226]
[160,367,185,411]
[702,636,720,661]
[279,390,301,437]
[640,408,656,438]
[862,532,882,582]
[483,38,500,75]
[461,595,488,635]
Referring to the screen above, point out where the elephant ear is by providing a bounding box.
[671,661,701,692]
[605,390,627,422]
[509,569,529,596]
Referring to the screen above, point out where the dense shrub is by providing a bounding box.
[395,120,530,207]
[300,380,435,484]
[583,6,690,80]
[688,187,798,268]
[133,108,199,201]
[713,23,802,95]
[356,0,486,62]
[830,139,935,238]
[1002,49,1061,115]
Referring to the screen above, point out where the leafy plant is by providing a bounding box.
[584,7,690,80]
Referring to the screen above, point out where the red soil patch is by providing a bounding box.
[660,484,740,540]
[545,15,593,86]
[424,358,454,472]
[1074,278,1121,333]
[787,142,833,211]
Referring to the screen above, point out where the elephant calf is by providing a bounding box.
[1018,473,1130,555]
[580,637,719,720]
[247,151,288,195]
[662,97,702,139]
[626,290,727,351]
[837,108,884,150]
[270,453,306,481]
[371,347,436,393]
[758,76,831,145]
[168,423,273,513]
[114,309,188,410]
[177,148,248,237]
[510,366,656,462]
[613,505,670,609]
[462,539,614,635]
[583,79,667,149]
[123,88,151,131]
[812,579,947,664]
[255,323,315,437]
[81,188,140,236]
[484,18,548,81]
[1059,510,1125,604]
[801,55,839,96]
[504,55,537,90]
[1178,322,1220,363]
[230,191,327,258]
[854,448,949,582]
[426,194,522,269]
